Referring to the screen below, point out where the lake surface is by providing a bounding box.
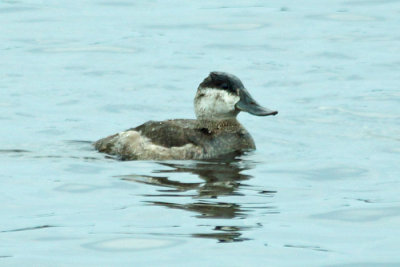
[1,0,400,266]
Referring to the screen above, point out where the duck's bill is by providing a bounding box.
[235,89,278,116]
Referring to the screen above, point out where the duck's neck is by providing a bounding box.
[195,118,241,132]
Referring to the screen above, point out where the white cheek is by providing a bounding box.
[195,89,239,118]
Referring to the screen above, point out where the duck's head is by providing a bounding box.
[194,71,278,120]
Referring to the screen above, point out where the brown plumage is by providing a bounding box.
[94,119,255,160]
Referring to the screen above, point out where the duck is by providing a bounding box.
[94,71,277,160]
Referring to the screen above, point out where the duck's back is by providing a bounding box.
[94,119,255,160]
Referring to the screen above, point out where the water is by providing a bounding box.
[1,0,400,266]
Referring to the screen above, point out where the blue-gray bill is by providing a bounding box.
[235,88,278,116]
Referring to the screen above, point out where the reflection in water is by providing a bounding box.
[192,224,263,243]
[121,159,253,198]
[192,231,249,243]
[146,201,244,219]
[118,158,277,243]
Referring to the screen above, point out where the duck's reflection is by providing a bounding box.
[147,201,244,219]
[121,159,253,199]
[119,158,276,242]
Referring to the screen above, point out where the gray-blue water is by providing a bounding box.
[1,0,400,266]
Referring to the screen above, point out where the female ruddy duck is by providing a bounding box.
[94,72,277,160]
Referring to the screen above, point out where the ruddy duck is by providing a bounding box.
[94,72,277,160]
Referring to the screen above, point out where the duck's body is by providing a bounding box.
[94,119,255,160]
[94,72,277,160]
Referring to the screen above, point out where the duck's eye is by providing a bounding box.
[221,83,229,89]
